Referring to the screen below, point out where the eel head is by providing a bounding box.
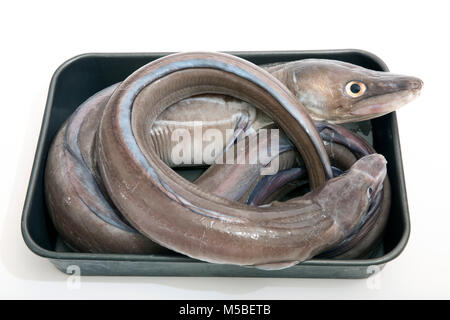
[281,59,423,123]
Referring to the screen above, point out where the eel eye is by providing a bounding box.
[367,186,373,199]
[345,81,366,98]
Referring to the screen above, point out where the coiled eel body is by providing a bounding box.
[43,52,419,268]
[245,123,391,259]
[45,84,165,253]
[95,52,385,268]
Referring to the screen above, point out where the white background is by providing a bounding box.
[1,0,449,299]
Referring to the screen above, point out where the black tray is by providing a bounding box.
[21,50,410,278]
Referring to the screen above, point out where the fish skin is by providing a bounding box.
[47,92,292,253]
[246,122,391,259]
[316,124,391,259]
[149,58,422,167]
[151,95,256,167]
[46,52,330,257]
[45,84,165,254]
[96,52,385,268]
[247,167,308,206]
[265,59,423,123]
[44,52,403,263]
[194,130,296,201]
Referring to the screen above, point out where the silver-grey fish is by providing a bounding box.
[151,59,422,166]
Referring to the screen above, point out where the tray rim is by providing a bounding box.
[21,49,410,270]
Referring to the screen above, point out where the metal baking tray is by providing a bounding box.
[21,50,410,278]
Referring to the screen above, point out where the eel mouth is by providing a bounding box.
[350,77,423,118]
[352,88,422,117]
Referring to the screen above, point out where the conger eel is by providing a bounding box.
[151,58,422,167]
[93,52,388,269]
[44,52,419,268]
[244,123,391,259]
